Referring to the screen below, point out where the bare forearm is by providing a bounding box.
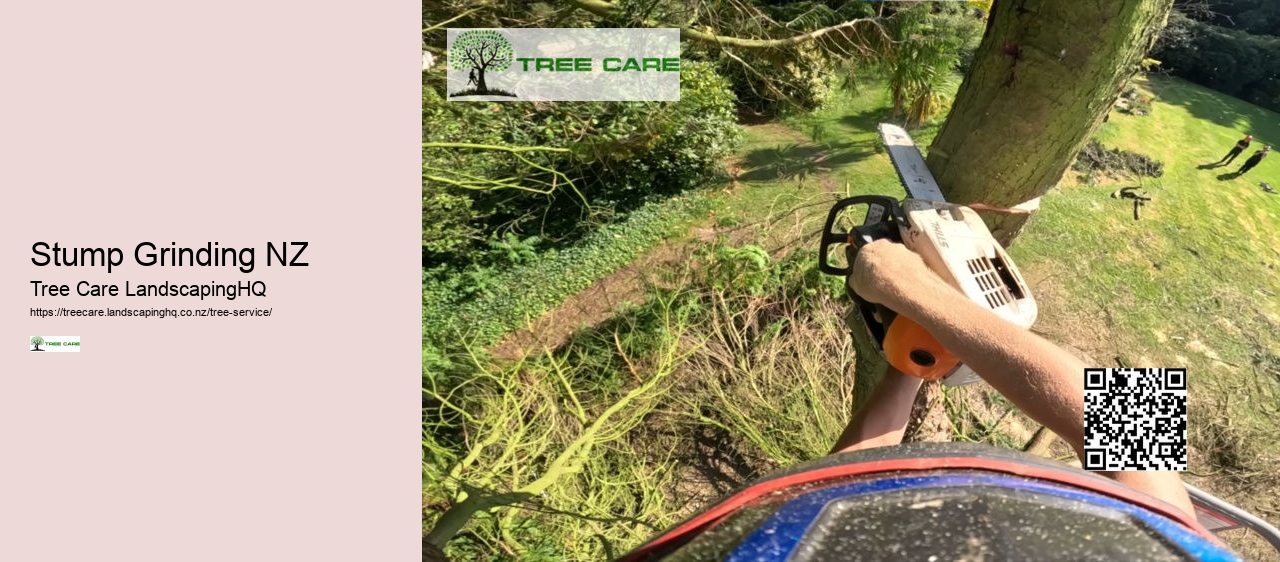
[849,240,1193,517]
[1104,471,1195,517]
[831,368,922,454]
[885,273,1085,453]
[882,274,1194,517]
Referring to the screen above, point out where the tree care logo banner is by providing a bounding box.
[29,335,80,352]
[446,28,680,101]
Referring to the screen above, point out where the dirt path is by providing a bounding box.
[491,122,840,361]
[489,239,690,361]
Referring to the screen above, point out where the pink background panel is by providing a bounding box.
[0,1,421,560]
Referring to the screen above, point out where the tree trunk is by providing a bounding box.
[476,68,488,93]
[926,0,1173,245]
[847,306,889,418]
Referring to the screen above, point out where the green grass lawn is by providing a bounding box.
[710,80,957,251]
[1016,75,1280,450]
[1012,75,1280,558]
[428,75,1280,561]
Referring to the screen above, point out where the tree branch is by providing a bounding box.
[462,45,482,70]
[423,8,482,34]
[565,0,878,49]
[423,143,587,207]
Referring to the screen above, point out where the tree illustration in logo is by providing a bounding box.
[449,30,515,97]
[30,336,44,351]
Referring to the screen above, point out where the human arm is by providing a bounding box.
[829,366,922,454]
[848,240,1195,517]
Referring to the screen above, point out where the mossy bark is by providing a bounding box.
[848,306,890,418]
[926,0,1173,245]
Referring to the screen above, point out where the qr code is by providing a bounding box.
[1083,368,1187,471]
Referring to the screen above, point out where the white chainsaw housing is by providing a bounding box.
[898,199,1039,386]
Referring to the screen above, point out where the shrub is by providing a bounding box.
[421,189,482,257]
[701,1,877,114]
[423,61,742,265]
[932,3,986,74]
[423,194,714,377]
[881,6,966,127]
[1152,12,1280,112]
[714,44,835,114]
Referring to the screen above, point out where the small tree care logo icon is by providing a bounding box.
[449,29,516,98]
[29,335,80,352]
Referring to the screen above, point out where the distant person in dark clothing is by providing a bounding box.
[1218,134,1252,165]
[1235,145,1271,176]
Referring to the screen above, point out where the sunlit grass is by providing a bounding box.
[426,74,1280,560]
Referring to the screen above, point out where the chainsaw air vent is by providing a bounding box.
[966,257,1014,310]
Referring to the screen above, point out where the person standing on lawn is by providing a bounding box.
[1218,134,1253,166]
[1235,145,1271,177]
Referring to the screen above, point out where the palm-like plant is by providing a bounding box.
[884,7,961,127]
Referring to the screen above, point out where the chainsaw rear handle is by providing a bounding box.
[823,196,958,380]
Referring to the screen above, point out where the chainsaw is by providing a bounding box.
[819,124,1038,386]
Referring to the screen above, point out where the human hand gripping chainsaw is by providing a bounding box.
[820,125,1037,386]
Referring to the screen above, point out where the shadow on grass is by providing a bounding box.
[648,423,763,498]
[839,108,895,132]
[1143,75,1263,133]
[736,141,874,183]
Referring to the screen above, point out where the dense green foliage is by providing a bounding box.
[424,61,741,262]
[931,4,986,74]
[423,194,712,376]
[705,1,877,113]
[687,2,981,116]
[713,44,837,114]
[1154,10,1280,111]
[879,5,982,126]
[424,60,743,369]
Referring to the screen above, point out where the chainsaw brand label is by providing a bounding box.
[446,29,680,101]
[931,221,949,248]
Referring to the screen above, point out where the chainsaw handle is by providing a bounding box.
[884,316,959,380]
[841,245,959,381]
[818,195,905,276]
[847,287,959,380]
[824,196,957,380]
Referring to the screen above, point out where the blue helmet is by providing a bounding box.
[621,443,1240,561]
